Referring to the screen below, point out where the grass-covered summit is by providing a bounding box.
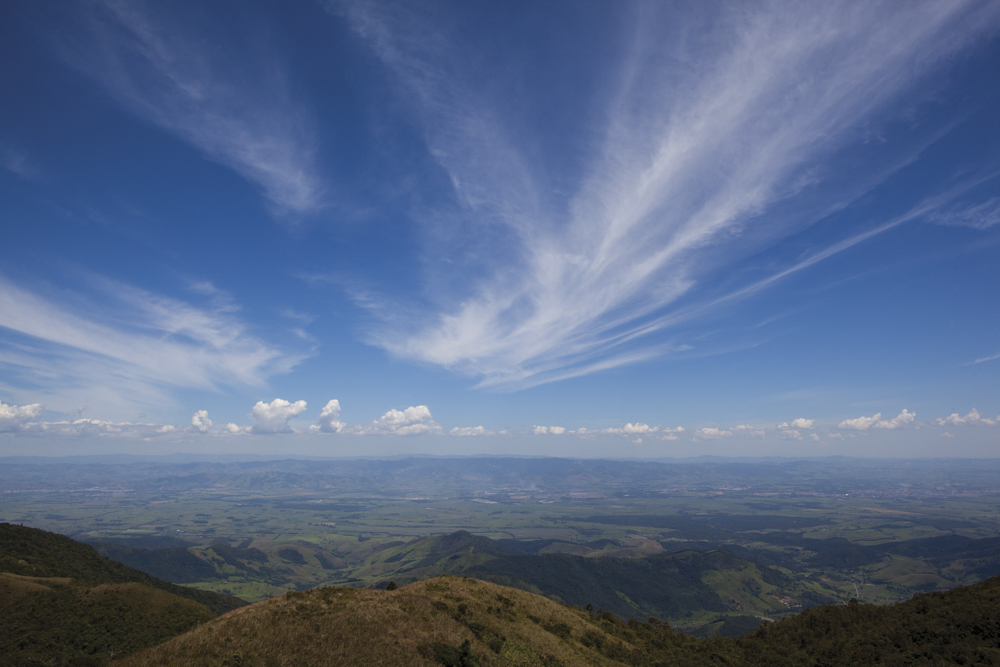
[119,572,1000,666]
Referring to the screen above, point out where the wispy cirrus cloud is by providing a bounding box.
[928,197,1000,230]
[341,0,1000,390]
[968,352,1000,366]
[0,275,304,418]
[67,0,325,215]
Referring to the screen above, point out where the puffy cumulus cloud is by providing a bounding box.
[191,410,212,433]
[601,423,659,436]
[731,424,765,438]
[251,398,307,434]
[450,426,494,436]
[838,413,882,430]
[532,425,566,435]
[694,427,732,440]
[778,418,815,429]
[935,409,998,427]
[351,405,441,435]
[658,427,685,441]
[839,409,915,430]
[549,426,566,435]
[0,402,43,433]
[315,399,345,433]
[810,433,821,441]
[226,423,250,434]
[779,429,802,440]
[874,409,915,429]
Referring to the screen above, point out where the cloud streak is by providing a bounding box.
[70,0,324,215]
[0,275,303,416]
[344,0,1000,390]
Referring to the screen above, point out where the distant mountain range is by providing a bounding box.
[7,522,1000,665]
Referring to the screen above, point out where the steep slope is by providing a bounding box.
[735,574,1000,666]
[1,573,215,667]
[1,523,245,614]
[1,523,248,666]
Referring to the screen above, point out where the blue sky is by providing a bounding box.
[1,0,999,457]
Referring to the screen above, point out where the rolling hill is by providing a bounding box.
[334,530,842,625]
[117,572,1000,666]
[0,523,247,666]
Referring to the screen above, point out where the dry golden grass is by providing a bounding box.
[0,571,66,596]
[117,575,635,667]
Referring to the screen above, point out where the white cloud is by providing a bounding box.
[226,423,250,434]
[70,1,324,214]
[532,425,549,435]
[316,399,345,433]
[1,148,39,179]
[251,398,307,434]
[450,426,494,436]
[778,418,815,429]
[601,423,658,436]
[778,429,802,440]
[810,433,820,441]
[874,409,916,429]
[732,424,765,438]
[548,426,566,435]
[0,402,43,433]
[928,197,1000,230]
[350,405,441,435]
[29,418,180,438]
[0,275,303,417]
[970,352,1000,365]
[839,409,915,430]
[935,409,998,427]
[190,410,212,433]
[838,413,882,430]
[346,0,1000,390]
[695,427,732,440]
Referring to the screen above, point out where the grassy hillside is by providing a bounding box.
[116,573,1000,667]
[735,575,1000,666]
[1,573,214,667]
[1,523,245,615]
[117,575,710,667]
[1,523,248,666]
